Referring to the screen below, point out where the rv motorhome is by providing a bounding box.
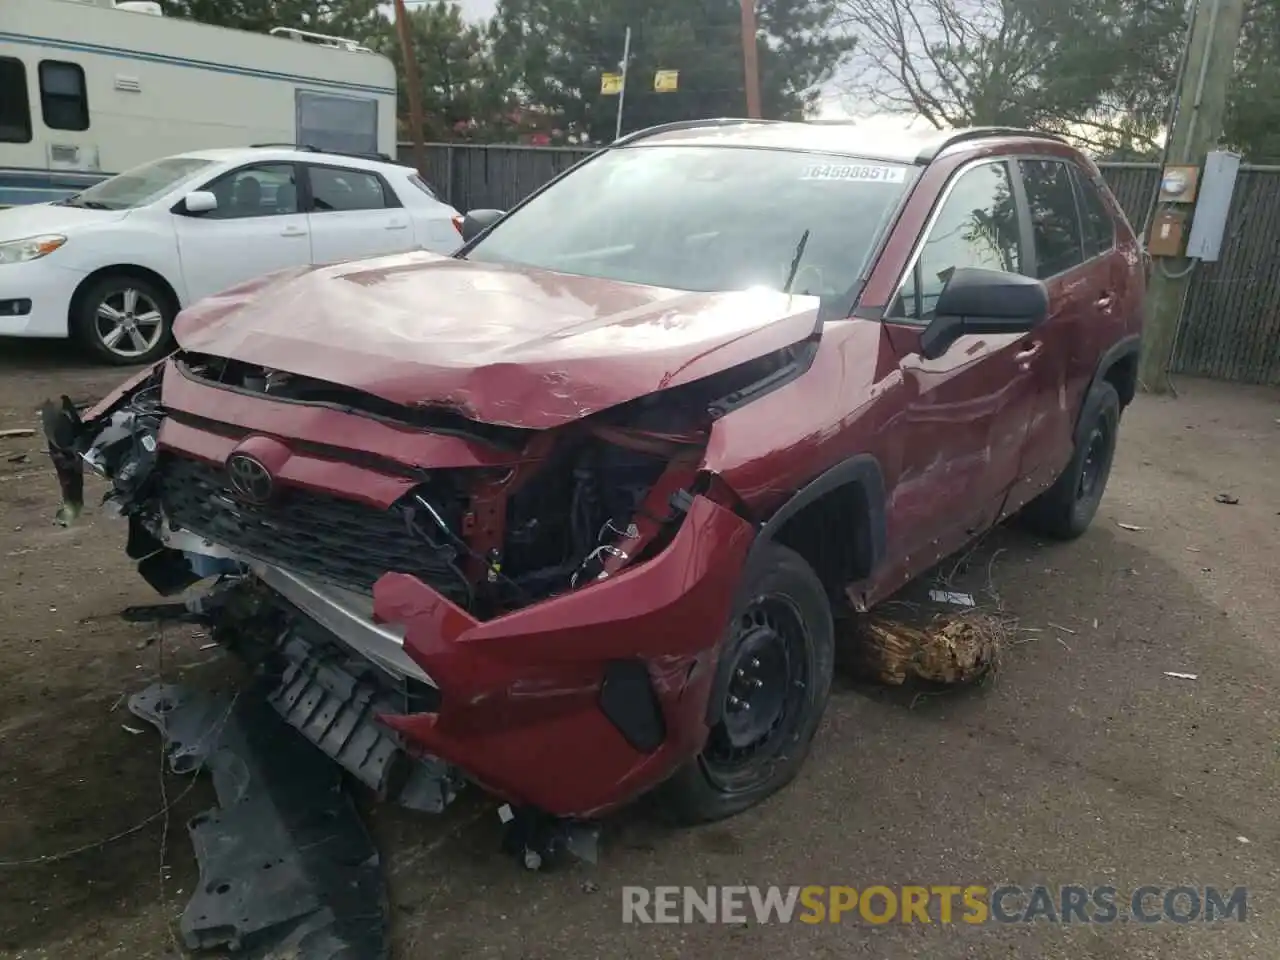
[0,0,397,205]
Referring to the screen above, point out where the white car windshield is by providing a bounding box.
[466,145,918,296]
[59,156,215,211]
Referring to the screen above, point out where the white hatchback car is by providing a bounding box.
[0,145,465,364]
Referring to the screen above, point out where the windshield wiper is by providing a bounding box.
[782,228,811,297]
[57,196,112,210]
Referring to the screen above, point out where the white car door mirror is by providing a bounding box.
[183,191,218,214]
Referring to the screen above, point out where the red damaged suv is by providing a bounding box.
[45,121,1144,828]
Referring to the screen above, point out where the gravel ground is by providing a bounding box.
[0,340,1277,959]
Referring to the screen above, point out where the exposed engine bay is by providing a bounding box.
[44,345,808,620]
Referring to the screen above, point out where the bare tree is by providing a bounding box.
[833,0,1183,155]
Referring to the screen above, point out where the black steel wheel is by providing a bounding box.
[656,542,834,824]
[1022,380,1120,540]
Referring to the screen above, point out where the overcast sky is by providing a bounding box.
[397,0,930,127]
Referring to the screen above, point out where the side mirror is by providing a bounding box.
[920,267,1049,360]
[181,190,218,215]
[460,208,505,243]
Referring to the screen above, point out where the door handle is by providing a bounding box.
[1095,292,1115,308]
[385,220,408,230]
[281,226,307,237]
[1014,341,1043,363]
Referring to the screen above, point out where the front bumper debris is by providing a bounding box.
[129,680,388,958]
[43,357,759,828]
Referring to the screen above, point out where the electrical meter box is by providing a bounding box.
[1158,164,1201,204]
[1149,209,1187,257]
[1185,151,1241,262]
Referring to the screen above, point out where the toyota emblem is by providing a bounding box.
[226,453,274,505]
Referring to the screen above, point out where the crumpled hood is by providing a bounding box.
[174,251,821,429]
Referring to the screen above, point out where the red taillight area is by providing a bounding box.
[451,215,464,235]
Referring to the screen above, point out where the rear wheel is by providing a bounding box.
[72,273,175,366]
[1022,380,1120,540]
[655,542,834,824]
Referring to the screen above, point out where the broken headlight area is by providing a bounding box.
[41,364,166,527]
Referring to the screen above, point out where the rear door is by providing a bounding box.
[173,162,312,303]
[303,162,411,264]
[1002,158,1099,510]
[880,158,1040,571]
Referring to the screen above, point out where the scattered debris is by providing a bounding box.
[1185,547,1200,553]
[1164,672,1199,681]
[198,642,219,651]
[1214,493,1240,505]
[928,589,975,607]
[0,428,35,440]
[855,613,1005,686]
[1237,836,1251,844]
[128,682,389,958]
[120,724,144,735]
[6,452,28,464]
[1047,622,1077,636]
[1116,522,1145,532]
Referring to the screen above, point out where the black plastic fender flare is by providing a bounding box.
[746,453,889,574]
[1075,334,1141,440]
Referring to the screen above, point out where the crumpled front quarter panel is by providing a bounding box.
[375,494,755,817]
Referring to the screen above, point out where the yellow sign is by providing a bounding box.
[654,69,679,92]
[601,72,623,95]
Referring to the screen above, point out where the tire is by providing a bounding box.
[72,273,176,366]
[655,542,835,824]
[1021,380,1121,540]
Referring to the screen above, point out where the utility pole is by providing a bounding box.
[740,0,761,118]
[394,0,428,176]
[1139,0,1248,393]
[614,27,632,141]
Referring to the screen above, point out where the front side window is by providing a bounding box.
[308,165,388,212]
[465,145,918,297]
[1020,159,1085,278]
[64,156,214,210]
[1073,168,1116,259]
[889,160,1021,323]
[0,58,32,143]
[39,60,89,131]
[203,164,300,219]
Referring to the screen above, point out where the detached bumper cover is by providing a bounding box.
[374,494,754,818]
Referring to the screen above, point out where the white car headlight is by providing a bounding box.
[0,234,67,265]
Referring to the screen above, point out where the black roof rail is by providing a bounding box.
[915,127,1068,163]
[613,117,782,147]
[247,143,400,164]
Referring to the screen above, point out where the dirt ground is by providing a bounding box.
[0,340,1277,960]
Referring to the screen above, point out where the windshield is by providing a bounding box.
[466,145,918,296]
[60,156,214,210]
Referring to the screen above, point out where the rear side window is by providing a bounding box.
[308,165,392,211]
[39,61,89,131]
[0,58,32,143]
[1019,159,1084,278]
[1073,169,1116,259]
[890,159,1021,323]
[408,173,439,200]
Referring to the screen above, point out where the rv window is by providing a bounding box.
[296,91,378,155]
[0,58,32,143]
[39,61,89,132]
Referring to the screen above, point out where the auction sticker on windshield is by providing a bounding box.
[801,163,907,183]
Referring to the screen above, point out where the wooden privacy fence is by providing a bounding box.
[401,143,1280,386]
